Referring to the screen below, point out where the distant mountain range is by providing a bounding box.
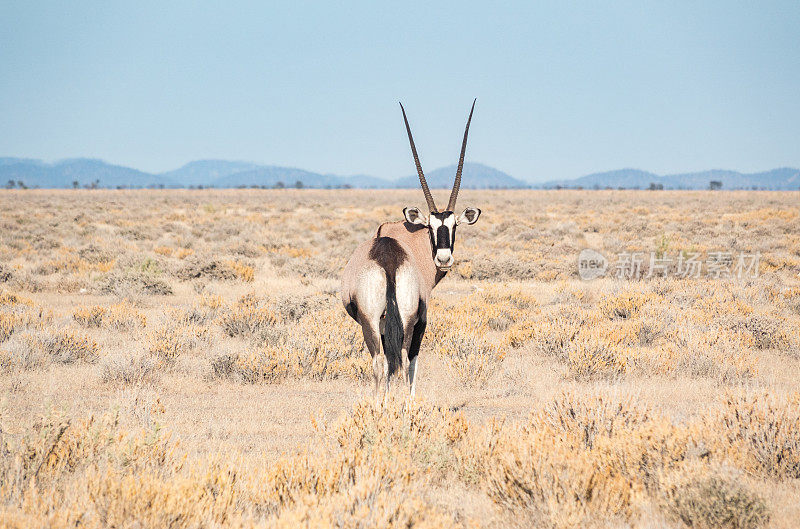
[541,168,800,190]
[0,157,162,188]
[0,158,527,189]
[1,157,798,190]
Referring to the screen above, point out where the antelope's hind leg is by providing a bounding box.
[362,320,386,406]
[407,316,427,399]
[400,321,415,387]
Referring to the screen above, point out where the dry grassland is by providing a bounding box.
[1,189,799,528]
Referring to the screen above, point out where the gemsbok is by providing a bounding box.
[341,100,482,402]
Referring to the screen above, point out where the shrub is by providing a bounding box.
[104,302,147,331]
[272,293,330,322]
[219,305,278,340]
[738,314,793,351]
[73,305,106,327]
[147,322,209,365]
[74,302,147,331]
[31,329,100,364]
[100,353,159,386]
[227,260,254,282]
[175,294,224,326]
[506,312,582,353]
[209,352,238,380]
[0,264,12,283]
[0,410,188,527]
[599,290,654,320]
[222,308,369,383]
[660,463,770,529]
[233,346,296,383]
[566,336,629,380]
[287,309,369,380]
[713,392,800,479]
[177,257,237,281]
[436,333,504,388]
[98,270,173,296]
[483,393,694,527]
[0,312,24,342]
[0,290,33,307]
[543,392,651,449]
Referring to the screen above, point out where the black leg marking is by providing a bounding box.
[344,301,358,322]
[408,300,427,361]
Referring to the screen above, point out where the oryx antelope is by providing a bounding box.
[341,100,482,401]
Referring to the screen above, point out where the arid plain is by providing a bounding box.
[1,189,799,528]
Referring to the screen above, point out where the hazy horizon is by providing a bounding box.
[2,156,800,184]
[2,1,799,182]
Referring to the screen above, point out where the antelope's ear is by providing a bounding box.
[457,207,481,225]
[403,207,428,226]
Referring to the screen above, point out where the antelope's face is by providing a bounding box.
[403,207,481,270]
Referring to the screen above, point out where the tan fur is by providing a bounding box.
[340,220,443,315]
[341,219,445,401]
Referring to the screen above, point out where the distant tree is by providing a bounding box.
[592,183,600,190]
[5,180,15,189]
[295,180,304,189]
[16,180,27,190]
[709,180,722,190]
[274,181,285,189]
[72,180,79,189]
[648,182,663,190]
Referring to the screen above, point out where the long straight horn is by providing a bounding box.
[447,98,476,212]
[399,102,437,213]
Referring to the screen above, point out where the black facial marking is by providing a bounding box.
[436,225,449,249]
[428,211,457,256]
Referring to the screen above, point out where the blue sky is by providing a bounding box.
[1,1,798,182]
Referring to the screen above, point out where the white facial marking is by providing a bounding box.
[443,215,456,245]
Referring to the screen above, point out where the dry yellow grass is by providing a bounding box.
[1,189,799,527]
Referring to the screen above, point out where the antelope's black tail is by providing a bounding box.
[368,236,405,376]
